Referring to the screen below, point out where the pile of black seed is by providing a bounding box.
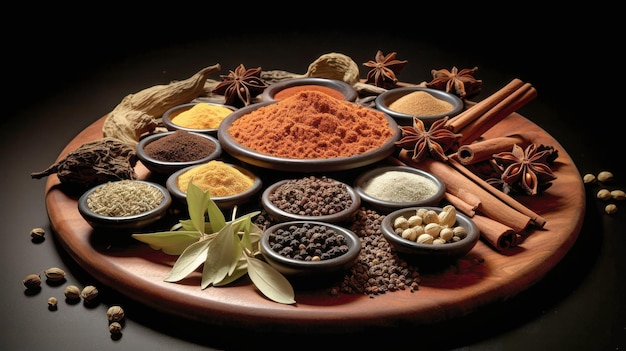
[268,176,352,216]
[254,207,421,297]
[267,222,349,261]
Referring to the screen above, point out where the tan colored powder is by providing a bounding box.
[171,103,233,129]
[388,91,453,116]
[176,160,254,197]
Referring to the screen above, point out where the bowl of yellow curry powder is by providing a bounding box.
[162,101,237,136]
[166,160,262,209]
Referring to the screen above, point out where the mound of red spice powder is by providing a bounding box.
[227,91,395,159]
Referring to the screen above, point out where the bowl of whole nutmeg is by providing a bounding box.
[380,205,479,264]
[260,221,361,278]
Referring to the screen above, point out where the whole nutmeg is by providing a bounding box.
[107,305,125,322]
[64,285,81,300]
[81,285,99,302]
[44,267,66,282]
[23,273,42,289]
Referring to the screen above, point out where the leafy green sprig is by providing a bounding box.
[131,182,296,304]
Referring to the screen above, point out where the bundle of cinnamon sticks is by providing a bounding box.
[392,78,544,252]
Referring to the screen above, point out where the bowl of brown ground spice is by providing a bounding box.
[77,180,172,233]
[136,131,222,175]
[375,87,464,126]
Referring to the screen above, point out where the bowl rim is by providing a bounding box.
[161,101,238,134]
[374,86,464,125]
[217,101,401,172]
[353,165,446,212]
[261,178,361,223]
[77,180,172,225]
[260,220,361,269]
[136,131,223,170]
[381,206,479,253]
[165,162,263,206]
[261,77,359,102]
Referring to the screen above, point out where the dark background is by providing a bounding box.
[2,6,625,351]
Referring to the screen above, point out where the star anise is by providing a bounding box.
[426,66,482,99]
[363,50,408,89]
[492,143,557,196]
[395,116,462,162]
[212,64,268,107]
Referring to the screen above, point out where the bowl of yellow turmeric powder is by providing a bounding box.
[375,87,464,126]
[166,160,263,209]
[162,101,237,136]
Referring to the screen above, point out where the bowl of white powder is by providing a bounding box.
[353,166,446,213]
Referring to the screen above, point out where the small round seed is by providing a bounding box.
[610,190,626,201]
[597,171,614,183]
[23,273,42,289]
[583,173,596,184]
[106,305,125,322]
[597,189,612,201]
[30,227,45,241]
[64,285,81,300]
[605,204,618,215]
[109,322,123,335]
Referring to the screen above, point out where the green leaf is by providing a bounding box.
[246,256,296,304]
[213,261,248,286]
[186,182,212,233]
[131,231,201,255]
[206,194,226,232]
[178,219,213,233]
[201,222,240,288]
[165,238,211,282]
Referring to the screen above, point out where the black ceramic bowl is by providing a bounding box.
[375,87,464,126]
[136,131,222,175]
[162,101,237,136]
[261,77,359,102]
[77,180,172,232]
[166,162,262,209]
[381,206,479,262]
[260,221,361,277]
[217,101,401,172]
[261,178,361,223]
[354,166,446,213]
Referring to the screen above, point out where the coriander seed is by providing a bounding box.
[43,267,66,282]
[81,285,99,302]
[106,305,125,322]
[605,204,618,215]
[64,285,81,300]
[23,273,42,289]
[109,322,122,335]
[30,227,45,241]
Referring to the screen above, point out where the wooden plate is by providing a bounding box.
[44,112,584,332]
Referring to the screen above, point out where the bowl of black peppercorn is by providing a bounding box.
[260,221,361,277]
[261,176,361,223]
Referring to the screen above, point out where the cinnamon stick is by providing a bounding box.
[455,135,527,165]
[446,157,547,228]
[445,78,525,133]
[471,214,521,251]
[456,83,537,145]
[397,152,533,233]
[444,192,476,217]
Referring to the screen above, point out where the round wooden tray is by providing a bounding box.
[44,112,584,332]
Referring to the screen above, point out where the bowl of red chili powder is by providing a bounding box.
[261,77,358,102]
[218,91,401,172]
[136,131,222,175]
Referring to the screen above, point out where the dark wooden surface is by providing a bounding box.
[3,10,625,350]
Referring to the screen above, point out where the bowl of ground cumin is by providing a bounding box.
[217,91,401,172]
[375,87,464,126]
[354,166,446,213]
[162,101,237,135]
[77,180,172,232]
[136,131,222,175]
[166,160,263,209]
[261,77,358,102]
[260,220,361,277]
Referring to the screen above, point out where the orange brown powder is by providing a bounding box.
[227,91,395,159]
[273,85,345,100]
